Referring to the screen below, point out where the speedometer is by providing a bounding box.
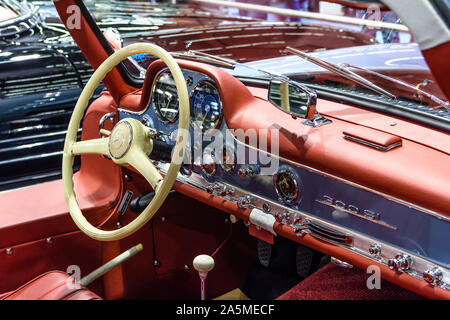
[190,81,222,131]
[152,71,179,123]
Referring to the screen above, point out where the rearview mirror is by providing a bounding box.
[268,80,317,120]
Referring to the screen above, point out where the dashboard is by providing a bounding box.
[117,63,450,295]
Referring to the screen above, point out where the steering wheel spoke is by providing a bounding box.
[125,150,163,191]
[71,138,110,156]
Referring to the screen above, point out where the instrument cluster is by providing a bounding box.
[151,68,223,132]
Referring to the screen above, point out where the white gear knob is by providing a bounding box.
[193,255,215,278]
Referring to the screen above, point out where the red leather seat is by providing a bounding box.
[0,271,101,300]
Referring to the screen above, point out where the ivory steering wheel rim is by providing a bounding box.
[62,43,189,241]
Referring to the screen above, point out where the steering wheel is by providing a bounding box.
[62,43,189,241]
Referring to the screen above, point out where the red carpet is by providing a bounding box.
[277,263,425,300]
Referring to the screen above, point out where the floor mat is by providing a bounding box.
[277,262,425,300]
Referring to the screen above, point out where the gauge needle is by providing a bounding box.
[202,104,210,122]
[165,91,173,111]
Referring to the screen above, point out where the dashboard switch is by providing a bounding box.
[423,267,443,285]
[238,195,254,209]
[388,254,412,271]
[213,184,227,197]
[369,243,381,257]
[238,165,260,178]
[205,185,214,194]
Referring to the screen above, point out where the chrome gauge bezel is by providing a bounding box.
[190,80,223,133]
[151,69,179,124]
[274,168,300,205]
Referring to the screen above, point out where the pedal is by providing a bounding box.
[257,239,272,268]
[295,245,314,278]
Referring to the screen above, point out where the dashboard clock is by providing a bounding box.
[274,167,300,204]
[190,81,222,132]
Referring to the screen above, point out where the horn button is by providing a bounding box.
[109,121,133,159]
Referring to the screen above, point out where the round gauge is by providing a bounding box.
[274,169,299,204]
[190,81,222,131]
[152,71,179,123]
[220,146,236,173]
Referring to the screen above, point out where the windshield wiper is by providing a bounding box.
[341,63,450,111]
[170,50,237,69]
[172,50,292,82]
[285,47,397,100]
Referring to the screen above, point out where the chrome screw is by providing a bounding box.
[154,260,161,267]
[6,248,13,255]
[262,202,271,213]
[46,237,53,244]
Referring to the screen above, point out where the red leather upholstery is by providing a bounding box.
[1,271,101,300]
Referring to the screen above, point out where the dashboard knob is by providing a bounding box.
[213,184,227,197]
[238,165,260,178]
[275,210,289,223]
[245,165,260,176]
[201,152,216,177]
[238,167,247,178]
[205,185,214,194]
[388,254,412,271]
[423,267,443,285]
[369,243,381,257]
[238,195,253,209]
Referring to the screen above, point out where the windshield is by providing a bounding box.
[0,3,18,23]
[0,0,40,38]
[82,0,450,128]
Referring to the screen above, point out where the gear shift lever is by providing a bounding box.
[193,254,215,300]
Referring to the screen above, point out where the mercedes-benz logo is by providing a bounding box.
[109,121,133,159]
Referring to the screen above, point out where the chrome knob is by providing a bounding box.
[262,202,271,213]
[238,195,253,209]
[238,167,247,178]
[423,267,443,285]
[369,243,381,257]
[205,185,214,194]
[201,152,216,177]
[214,184,227,197]
[245,165,260,176]
[388,254,412,271]
[238,165,260,178]
[275,210,289,223]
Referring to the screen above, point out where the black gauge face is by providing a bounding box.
[191,81,222,131]
[274,170,299,204]
[220,146,236,172]
[153,71,179,123]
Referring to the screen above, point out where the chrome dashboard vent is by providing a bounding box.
[308,222,353,246]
